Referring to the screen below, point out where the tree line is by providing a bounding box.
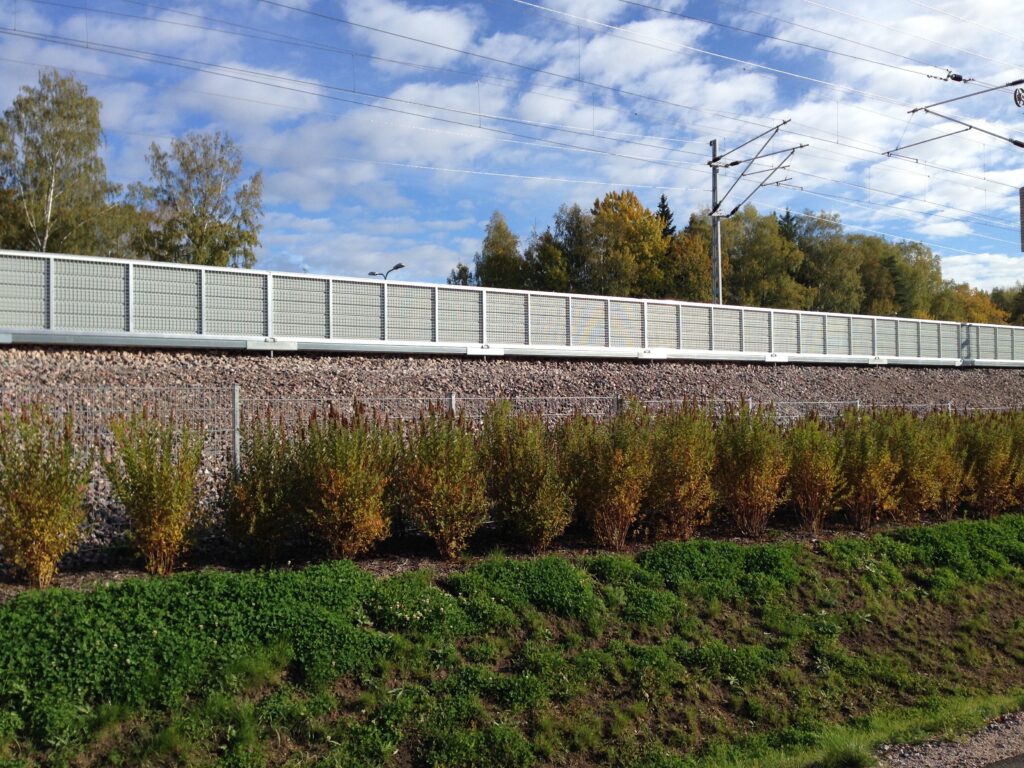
[0,70,262,268]
[451,190,1018,324]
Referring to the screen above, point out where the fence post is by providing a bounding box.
[232,384,242,477]
[448,392,457,415]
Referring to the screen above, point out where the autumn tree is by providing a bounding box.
[0,70,119,254]
[666,219,714,303]
[472,211,524,288]
[932,281,1008,324]
[132,131,263,267]
[590,190,667,297]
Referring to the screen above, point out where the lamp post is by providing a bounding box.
[368,262,406,280]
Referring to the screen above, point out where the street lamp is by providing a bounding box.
[368,262,406,280]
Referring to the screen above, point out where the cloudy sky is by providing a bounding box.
[1,0,1022,288]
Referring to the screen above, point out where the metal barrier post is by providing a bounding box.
[232,384,242,477]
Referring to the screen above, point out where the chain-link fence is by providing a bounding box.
[4,384,1020,473]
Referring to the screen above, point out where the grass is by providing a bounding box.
[2,515,1024,766]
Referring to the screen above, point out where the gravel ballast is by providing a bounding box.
[878,712,1024,768]
[3,346,1024,406]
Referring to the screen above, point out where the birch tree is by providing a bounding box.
[0,70,117,253]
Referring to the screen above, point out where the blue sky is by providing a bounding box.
[1,0,1022,288]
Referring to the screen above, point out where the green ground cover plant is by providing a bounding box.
[3,515,1024,767]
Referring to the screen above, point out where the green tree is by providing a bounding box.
[852,235,900,316]
[656,193,676,238]
[665,227,713,303]
[523,229,569,292]
[472,211,524,289]
[723,206,808,309]
[791,211,864,313]
[991,283,1024,324]
[0,70,119,254]
[553,203,597,292]
[447,262,473,286]
[132,131,263,267]
[890,241,943,317]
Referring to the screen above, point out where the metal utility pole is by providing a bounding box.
[708,121,806,304]
[710,139,723,305]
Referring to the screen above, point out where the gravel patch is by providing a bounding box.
[878,712,1024,768]
[2,347,1024,405]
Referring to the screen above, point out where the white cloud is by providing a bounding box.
[344,0,482,69]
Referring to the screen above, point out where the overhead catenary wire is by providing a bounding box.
[796,0,1024,71]
[502,0,916,107]
[775,184,1023,248]
[902,0,1024,48]
[709,0,960,72]
[242,0,1017,189]
[2,24,1016,235]
[608,0,982,85]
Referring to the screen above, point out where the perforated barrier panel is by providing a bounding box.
[0,254,47,329]
[134,264,201,334]
[2,250,1022,367]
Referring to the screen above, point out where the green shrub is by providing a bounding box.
[557,413,600,528]
[222,416,299,561]
[479,401,570,551]
[0,406,89,588]
[884,411,943,522]
[559,404,652,550]
[837,411,900,531]
[644,405,715,541]
[962,414,1022,518]
[400,411,487,559]
[296,409,391,559]
[785,415,842,534]
[105,412,204,575]
[714,404,788,537]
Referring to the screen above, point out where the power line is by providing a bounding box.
[503,0,913,107]
[709,0,955,72]
[3,25,1014,236]
[776,184,1022,247]
[243,0,1015,191]
[0,26,721,169]
[796,0,1024,71]
[760,203,1009,260]
[608,0,961,84]
[902,0,1024,48]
